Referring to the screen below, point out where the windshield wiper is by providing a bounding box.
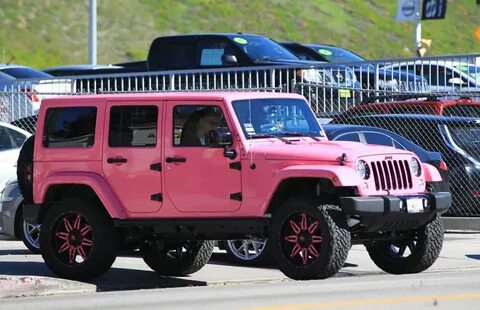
[250,133,293,144]
[280,132,321,141]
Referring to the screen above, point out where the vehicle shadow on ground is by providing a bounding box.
[0,261,207,292]
[209,253,359,269]
[0,249,32,256]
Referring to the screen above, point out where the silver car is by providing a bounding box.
[0,178,40,253]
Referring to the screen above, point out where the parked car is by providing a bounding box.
[0,64,72,116]
[20,92,448,281]
[0,177,40,253]
[333,113,480,216]
[0,122,30,189]
[224,123,450,265]
[43,64,124,77]
[333,95,480,120]
[381,60,480,92]
[280,42,430,92]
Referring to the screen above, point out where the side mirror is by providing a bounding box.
[208,127,233,148]
[221,54,238,65]
[447,77,465,85]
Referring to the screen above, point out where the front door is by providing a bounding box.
[163,102,241,212]
[102,102,162,213]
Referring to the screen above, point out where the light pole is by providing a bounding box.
[414,0,421,57]
[89,0,97,65]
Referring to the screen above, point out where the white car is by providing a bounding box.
[0,122,31,190]
[0,64,72,119]
[382,60,480,92]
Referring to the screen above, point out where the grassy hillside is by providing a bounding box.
[0,0,478,69]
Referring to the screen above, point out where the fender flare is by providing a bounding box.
[422,163,442,183]
[38,172,127,219]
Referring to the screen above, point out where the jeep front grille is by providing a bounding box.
[370,160,412,191]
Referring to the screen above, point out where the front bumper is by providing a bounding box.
[340,192,451,232]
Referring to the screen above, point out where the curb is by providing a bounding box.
[0,276,96,299]
[443,217,480,232]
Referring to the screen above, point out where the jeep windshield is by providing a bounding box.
[229,35,300,62]
[232,98,324,140]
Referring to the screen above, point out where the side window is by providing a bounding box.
[173,105,225,146]
[364,132,394,147]
[150,39,195,70]
[0,127,15,151]
[198,40,236,67]
[334,133,360,142]
[109,106,158,147]
[4,127,27,148]
[43,107,97,148]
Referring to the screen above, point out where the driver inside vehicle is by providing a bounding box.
[180,107,224,146]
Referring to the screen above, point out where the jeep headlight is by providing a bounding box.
[356,160,370,180]
[410,157,421,177]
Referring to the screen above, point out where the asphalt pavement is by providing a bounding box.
[0,232,480,298]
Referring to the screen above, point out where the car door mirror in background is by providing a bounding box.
[221,54,238,65]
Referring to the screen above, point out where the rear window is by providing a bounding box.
[0,67,52,79]
[43,107,97,148]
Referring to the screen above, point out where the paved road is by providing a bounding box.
[1,233,480,309]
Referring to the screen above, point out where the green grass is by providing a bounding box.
[0,0,478,69]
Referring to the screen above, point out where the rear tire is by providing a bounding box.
[17,135,35,203]
[40,198,118,280]
[366,214,444,274]
[140,240,214,276]
[225,238,274,266]
[271,199,351,280]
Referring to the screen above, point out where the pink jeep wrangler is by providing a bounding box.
[19,92,451,280]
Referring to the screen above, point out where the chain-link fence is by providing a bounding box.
[1,54,480,217]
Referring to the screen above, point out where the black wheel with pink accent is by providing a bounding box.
[40,198,119,280]
[271,200,351,280]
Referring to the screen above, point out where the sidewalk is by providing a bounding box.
[1,233,479,298]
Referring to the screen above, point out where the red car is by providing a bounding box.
[335,96,480,120]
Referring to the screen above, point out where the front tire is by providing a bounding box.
[271,199,351,280]
[366,215,444,274]
[40,198,118,280]
[140,240,214,276]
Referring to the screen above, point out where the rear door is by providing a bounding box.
[102,102,162,213]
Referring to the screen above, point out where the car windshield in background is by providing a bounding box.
[310,46,365,63]
[0,67,52,79]
[229,35,299,62]
[232,98,323,139]
[448,123,480,150]
[443,105,480,118]
[455,65,480,82]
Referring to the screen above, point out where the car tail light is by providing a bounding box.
[439,161,447,171]
[20,88,40,102]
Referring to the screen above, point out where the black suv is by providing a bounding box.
[333,114,480,216]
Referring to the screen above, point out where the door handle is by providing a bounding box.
[107,157,128,164]
[166,157,186,163]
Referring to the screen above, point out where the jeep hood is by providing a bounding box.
[258,140,413,162]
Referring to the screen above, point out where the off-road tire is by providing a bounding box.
[366,214,444,274]
[140,240,214,276]
[225,238,274,266]
[271,199,351,280]
[40,198,118,280]
[17,135,35,203]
